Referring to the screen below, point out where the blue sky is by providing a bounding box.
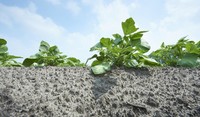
[0,0,200,63]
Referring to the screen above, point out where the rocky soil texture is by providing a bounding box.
[0,67,200,117]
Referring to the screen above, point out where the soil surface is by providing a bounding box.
[0,67,200,117]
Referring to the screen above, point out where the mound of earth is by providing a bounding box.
[0,67,200,117]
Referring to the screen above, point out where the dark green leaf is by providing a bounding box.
[91,60,102,66]
[121,46,133,54]
[68,57,80,62]
[177,53,199,67]
[23,58,38,67]
[85,54,98,65]
[161,42,165,48]
[39,41,50,52]
[0,38,7,45]
[124,59,138,67]
[196,41,200,48]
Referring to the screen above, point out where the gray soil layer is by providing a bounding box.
[0,67,200,117]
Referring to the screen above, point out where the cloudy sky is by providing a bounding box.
[0,0,200,63]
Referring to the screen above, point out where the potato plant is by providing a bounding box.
[87,18,160,74]
[23,41,84,67]
[149,37,200,67]
[0,17,199,75]
[0,38,22,66]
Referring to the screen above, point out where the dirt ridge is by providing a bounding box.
[0,67,200,117]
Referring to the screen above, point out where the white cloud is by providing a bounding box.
[46,0,61,5]
[46,0,81,15]
[27,2,37,12]
[89,0,138,36]
[65,0,81,15]
[144,0,200,52]
[0,3,65,39]
[166,0,200,18]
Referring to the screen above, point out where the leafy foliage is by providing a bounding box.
[87,18,160,74]
[0,38,22,66]
[149,37,200,67]
[23,41,84,67]
[1,17,199,73]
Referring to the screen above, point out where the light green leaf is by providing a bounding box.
[6,55,22,59]
[100,38,111,47]
[0,45,8,53]
[91,62,111,75]
[137,40,150,53]
[141,55,160,66]
[185,42,199,54]
[90,42,102,51]
[129,31,147,40]
[122,17,138,35]
[112,33,122,39]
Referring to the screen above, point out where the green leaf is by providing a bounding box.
[137,40,150,53]
[129,31,147,40]
[161,42,165,48]
[142,57,160,66]
[177,53,199,67]
[68,57,80,62]
[185,42,199,54]
[121,46,133,54]
[90,42,102,51]
[196,41,200,48]
[100,38,112,47]
[6,55,22,59]
[85,54,98,65]
[0,38,7,45]
[112,33,122,39]
[65,57,81,66]
[122,17,138,35]
[23,58,38,67]
[91,60,102,66]
[113,34,122,45]
[39,41,50,52]
[91,62,111,75]
[0,45,8,53]
[49,46,60,55]
[124,59,138,67]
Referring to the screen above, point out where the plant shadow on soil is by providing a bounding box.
[124,67,152,77]
[90,67,152,99]
[91,76,117,99]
